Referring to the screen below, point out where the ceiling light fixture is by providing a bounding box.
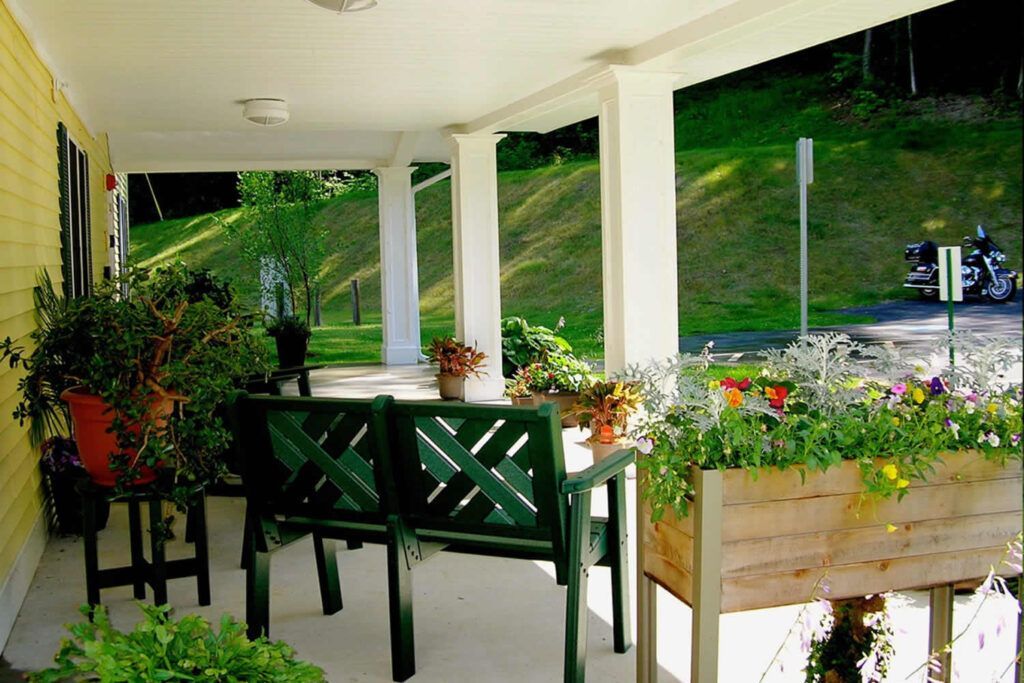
[304,0,378,13]
[242,98,290,127]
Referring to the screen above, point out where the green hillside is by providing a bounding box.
[130,77,1023,363]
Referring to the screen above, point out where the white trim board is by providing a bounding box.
[0,510,47,655]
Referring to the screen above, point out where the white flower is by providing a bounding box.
[988,433,1001,447]
[635,437,654,455]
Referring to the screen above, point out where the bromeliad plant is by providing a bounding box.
[572,379,643,444]
[627,333,1022,521]
[29,603,325,683]
[427,336,487,377]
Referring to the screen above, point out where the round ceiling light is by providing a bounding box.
[242,99,290,127]
[304,0,378,12]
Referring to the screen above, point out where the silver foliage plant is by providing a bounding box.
[942,330,1022,392]
[760,333,867,417]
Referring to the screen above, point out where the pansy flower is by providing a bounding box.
[929,377,946,396]
[891,383,907,395]
[765,385,789,410]
[721,377,752,391]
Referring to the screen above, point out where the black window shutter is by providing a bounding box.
[56,123,72,299]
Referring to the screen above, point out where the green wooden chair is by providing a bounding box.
[227,393,396,645]
[385,399,632,683]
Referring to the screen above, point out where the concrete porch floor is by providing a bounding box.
[3,365,1019,681]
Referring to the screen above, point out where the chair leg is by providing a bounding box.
[127,500,147,600]
[191,492,212,606]
[386,519,416,682]
[313,532,343,615]
[607,474,632,653]
[564,491,591,683]
[246,549,271,640]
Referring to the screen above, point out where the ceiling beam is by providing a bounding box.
[388,131,421,167]
[112,158,390,174]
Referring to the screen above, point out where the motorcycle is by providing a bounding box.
[903,226,1018,303]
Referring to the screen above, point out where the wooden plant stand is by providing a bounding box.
[636,452,1022,683]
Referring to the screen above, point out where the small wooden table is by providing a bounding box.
[245,364,324,397]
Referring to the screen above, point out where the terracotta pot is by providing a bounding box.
[436,374,465,401]
[531,391,579,428]
[589,439,628,463]
[60,388,173,487]
[274,334,309,369]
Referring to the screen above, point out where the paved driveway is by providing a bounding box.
[680,292,1022,358]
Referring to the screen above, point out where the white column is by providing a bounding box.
[598,68,680,374]
[375,166,422,365]
[449,133,506,401]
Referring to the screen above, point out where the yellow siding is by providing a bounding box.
[0,0,112,589]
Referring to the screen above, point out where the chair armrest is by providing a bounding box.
[561,448,635,495]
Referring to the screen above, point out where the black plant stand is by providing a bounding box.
[79,481,210,609]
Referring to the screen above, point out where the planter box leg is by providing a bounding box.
[691,469,723,683]
[928,584,954,682]
[637,574,657,683]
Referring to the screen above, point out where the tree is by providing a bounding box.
[227,171,333,326]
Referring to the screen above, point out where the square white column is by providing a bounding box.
[375,166,422,365]
[598,68,680,374]
[449,133,506,401]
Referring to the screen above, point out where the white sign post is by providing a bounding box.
[938,246,962,367]
[796,138,814,336]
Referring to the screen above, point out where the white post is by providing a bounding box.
[375,166,422,365]
[796,137,813,337]
[598,68,680,374]
[449,133,506,401]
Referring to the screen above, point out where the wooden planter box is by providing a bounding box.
[636,452,1022,683]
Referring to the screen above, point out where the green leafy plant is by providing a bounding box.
[29,603,325,682]
[515,354,594,394]
[265,314,311,341]
[804,595,894,683]
[627,334,1022,521]
[426,337,487,378]
[572,380,642,443]
[0,265,267,501]
[500,316,573,377]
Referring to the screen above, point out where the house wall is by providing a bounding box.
[0,0,112,650]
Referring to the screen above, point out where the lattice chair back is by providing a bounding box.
[388,400,569,558]
[228,393,397,530]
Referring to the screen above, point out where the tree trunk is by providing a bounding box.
[907,17,918,96]
[862,28,873,83]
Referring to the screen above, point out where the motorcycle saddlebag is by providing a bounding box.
[904,240,938,263]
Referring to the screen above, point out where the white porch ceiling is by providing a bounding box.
[9,0,953,172]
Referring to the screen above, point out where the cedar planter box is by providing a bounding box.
[636,451,1023,683]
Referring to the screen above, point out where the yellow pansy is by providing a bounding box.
[896,478,910,489]
[987,403,999,414]
[708,380,721,390]
[882,463,899,480]
[891,417,901,427]
[886,523,898,533]
[912,388,925,404]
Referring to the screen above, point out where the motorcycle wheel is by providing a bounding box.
[918,287,938,299]
[987,275,1016,303]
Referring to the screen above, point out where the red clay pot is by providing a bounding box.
[60,388,172,487]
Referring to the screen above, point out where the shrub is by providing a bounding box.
[265,314,311,340]
[516,354,593,394]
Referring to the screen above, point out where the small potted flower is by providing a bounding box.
[504,374,533,406]
[266,315,311,369]
[518,353,594,427]
[40,436,108,535]
[427,336,487,400]
[571,379,642,461]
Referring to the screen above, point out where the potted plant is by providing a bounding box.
[1,265,266,494]
[426,336,487,400]
[500,315,572,377]
[627,334,1022,683]
[517,353,593,427]
[572,379,642,461]
[505,374,533,406]
[39,436,108,535]
[266,314,311,369]
[29,603,325,683]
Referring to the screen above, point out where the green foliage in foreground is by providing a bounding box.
[29,603,325,683]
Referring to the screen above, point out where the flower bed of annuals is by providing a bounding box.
[627,333,1022,520]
